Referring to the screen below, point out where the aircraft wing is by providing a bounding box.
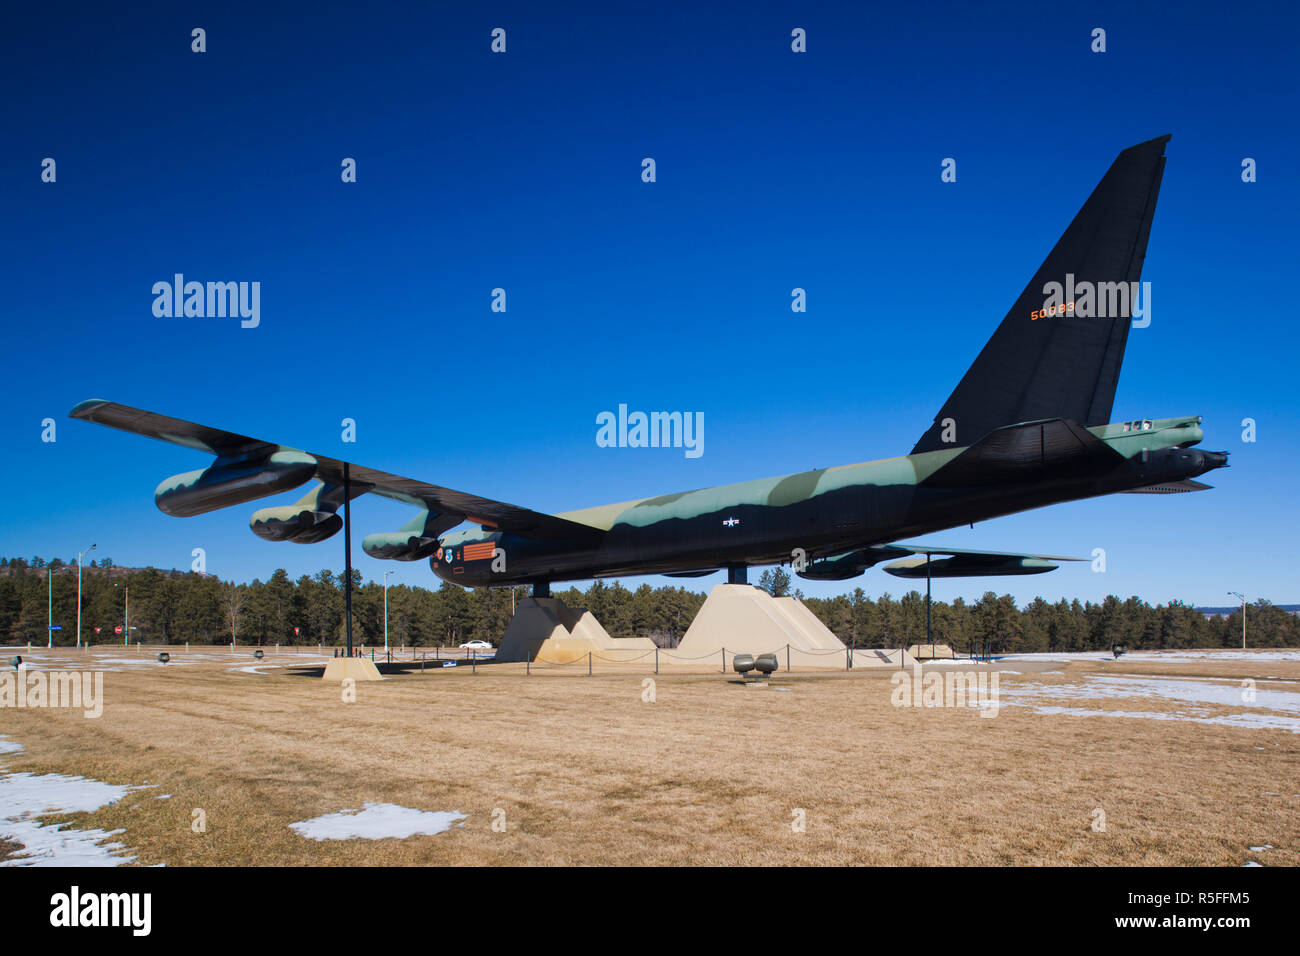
[798,542,1086,581]
[69,400,607,555]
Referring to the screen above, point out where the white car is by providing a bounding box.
[460,640,492,650]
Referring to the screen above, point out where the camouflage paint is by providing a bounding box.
[68,140,1222,590]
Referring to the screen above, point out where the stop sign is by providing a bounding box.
[114,626,123,634]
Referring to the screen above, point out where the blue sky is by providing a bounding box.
[1,1,1296,607]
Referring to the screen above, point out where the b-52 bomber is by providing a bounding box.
[71,135,1226,595]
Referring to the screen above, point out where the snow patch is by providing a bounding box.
[995,672,1300,732]
[290,803,467,841]
[1009,650,1300,664]
[0,768,149,867]
[1002,675,1300,714]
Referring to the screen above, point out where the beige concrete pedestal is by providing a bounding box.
[322,657,383,681]
[494,597,656,664]
[675,584,915,669]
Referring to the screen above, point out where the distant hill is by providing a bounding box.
[0,562,212,581]
[1198,604,1300,618]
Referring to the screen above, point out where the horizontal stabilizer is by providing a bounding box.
[796,541,1083,581]
[883,554,1059,578]
[886,542,1084,562]
[920,418,1123,488]
[797,541,1083,581]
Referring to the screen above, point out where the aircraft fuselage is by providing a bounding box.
[433,415,1225,587]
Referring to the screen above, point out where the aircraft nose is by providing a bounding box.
[1201,450,1230,470]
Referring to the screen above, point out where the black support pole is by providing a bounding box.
[344,463,354,658]
[925,551,932,651]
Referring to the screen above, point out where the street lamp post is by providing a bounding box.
[76,544,96,649]
[1228,591,1246,649]
[383,570,394,652]
[116,583,129,645]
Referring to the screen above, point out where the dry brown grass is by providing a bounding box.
[0,836,21,861]
[1,647,1297,866]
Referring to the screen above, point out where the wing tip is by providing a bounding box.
[69,398,112,420]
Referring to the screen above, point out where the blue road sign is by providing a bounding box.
[48,626,62,631]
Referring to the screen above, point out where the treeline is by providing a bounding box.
[0,556,705,648]
[0,556,1295,650]
[802,591,1300,652]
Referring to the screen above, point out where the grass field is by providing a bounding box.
[1,646,1297,866]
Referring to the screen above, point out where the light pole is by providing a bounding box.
[116,583,129,645]
[1228,591,1246,649]
[47,566,54,648]
[76,544,96,649]
[383,570,394,652]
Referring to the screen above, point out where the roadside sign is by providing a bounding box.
[48,626,62,631]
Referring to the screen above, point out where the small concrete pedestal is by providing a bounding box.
[908,643,955,660]
[322,657,383,681]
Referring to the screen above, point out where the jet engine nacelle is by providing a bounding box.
[797,546,910,581]
[362,532,441,562]
[796,562,867,581]
[250,506,343,544]
[155,451,318,517]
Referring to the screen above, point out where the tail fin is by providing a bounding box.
[911,135,1169,455]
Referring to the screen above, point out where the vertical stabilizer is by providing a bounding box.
[912,135,1169,454]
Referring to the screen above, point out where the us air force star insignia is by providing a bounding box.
[723,517,739,528]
